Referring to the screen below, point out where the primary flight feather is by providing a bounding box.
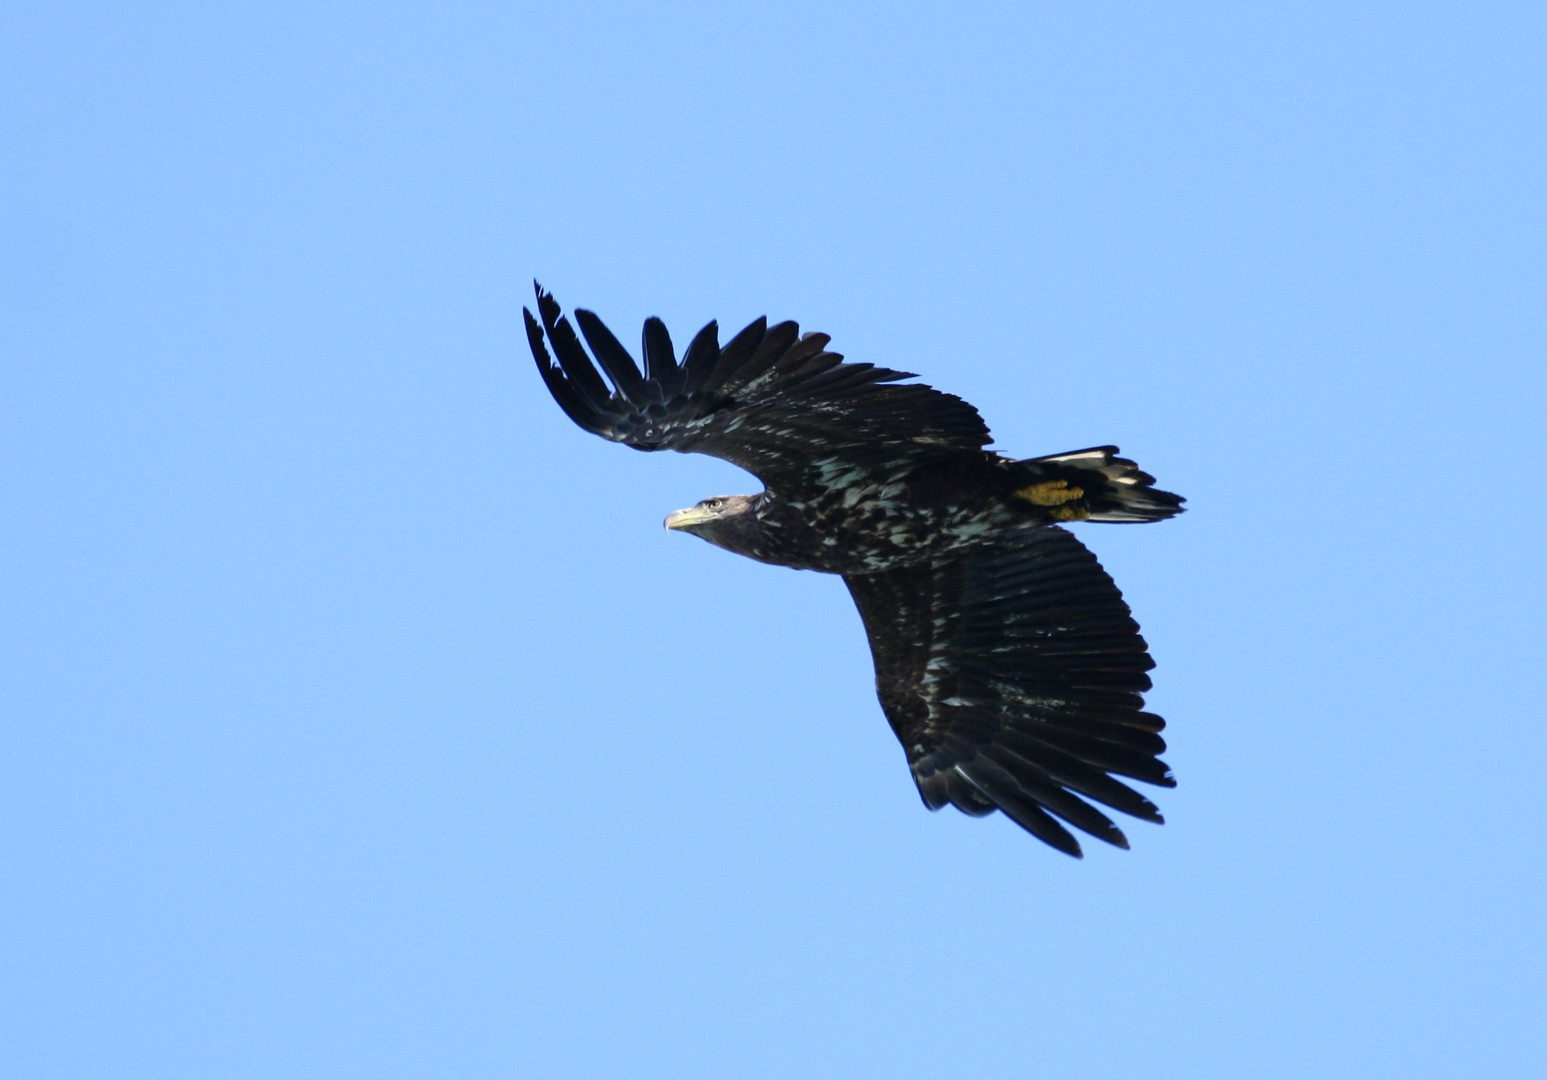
[525,284,1184,856]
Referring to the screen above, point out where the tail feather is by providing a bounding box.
[1013,446,1184,523]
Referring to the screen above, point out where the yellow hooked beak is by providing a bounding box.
[664,506,715,531]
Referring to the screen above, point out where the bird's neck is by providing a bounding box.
[703,492,831,571]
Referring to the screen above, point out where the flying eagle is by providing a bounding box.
[525,285,1184,856]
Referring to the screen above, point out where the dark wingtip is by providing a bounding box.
[535,284,564,332]
[524,303,604,431]
[642,316,681,386]
[574,307,647,398]
[522,306,545,354]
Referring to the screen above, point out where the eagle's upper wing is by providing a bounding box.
[843,526,1174,856]
[525,286,991,495]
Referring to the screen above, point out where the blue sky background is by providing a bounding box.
[4,3,1545,1076]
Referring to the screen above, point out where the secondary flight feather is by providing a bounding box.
[525,283,1184,856]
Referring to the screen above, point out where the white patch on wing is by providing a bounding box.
[1040,449,1109,463]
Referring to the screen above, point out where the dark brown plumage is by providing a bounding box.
[526,284,1184,856]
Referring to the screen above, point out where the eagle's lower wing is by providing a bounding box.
[843,526,1174,856]
[525,286,991,495]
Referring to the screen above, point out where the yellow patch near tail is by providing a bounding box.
[1016,480,1085,506]
[1049,505,1091,521]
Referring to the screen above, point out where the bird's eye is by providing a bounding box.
[703,498,724,511]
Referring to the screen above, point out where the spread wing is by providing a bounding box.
[524,285,991,496]
[844,526,1174,856]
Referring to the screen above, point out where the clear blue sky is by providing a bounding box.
[4,3,1544,1077]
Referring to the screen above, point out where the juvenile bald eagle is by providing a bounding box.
[526,285,1184,856]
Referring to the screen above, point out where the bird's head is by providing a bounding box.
[663,494,767,555]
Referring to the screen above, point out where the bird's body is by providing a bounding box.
[526,285,1183,857]
[669,464,1022,574]
[667,453,1161,574]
